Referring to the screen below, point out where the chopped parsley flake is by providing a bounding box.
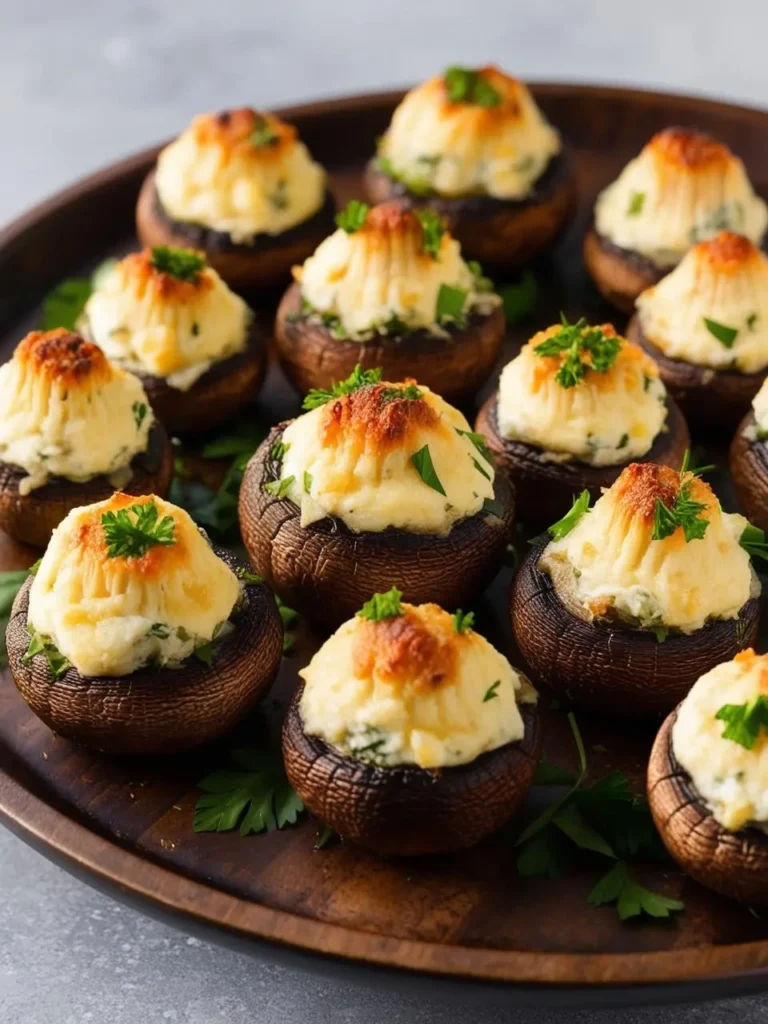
[534,314,621,389]
[264,476,295,499]
[453,609,475,634]
[101,501,176,558]
[132,402,148,430]
[627,192,645,216]
[410,444,446,495]
[443,66,501,107]
[703,317,739,349]
[436,284,467,324]
[357,586,404,622]
[415,209,445,259]
[483,680,501,702]
[302,364,383,410]
[335,199,370,233]
[547,490,591,540]
[716,695,768,749]
[150,246,206,282]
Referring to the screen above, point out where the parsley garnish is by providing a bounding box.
[415,209,445,259]
[302,364,383,410]
[0,567,35,667]
[357,587,404,622]
[132,401,148,430]
[270,440,290,462]
[483,680,501,702]
[627,192,645,216]
[443,66,501,107]
[748,313,759,332]
[200,421,267,461]
[715,696,768,749]
[264,476,295,499]
[150,246,206,282]
[249,115,279,147]
[472,458,492,481]
[315,826,337,850]
[498,270,537,325]
[411,444,446,495]
[468,260,494,294]
[740,522,768,562]
[534,315,621,389]
[482,497,504,517]
[436,284,467,324]
[456,429,495,468]
[303,470,313,494]
[703,317,739,349]
[588,862,683,921]
[101,502,176,558]
[547,490,590,540]
[235,567,264,584]
[453,609,475,634]
[335,199,370,233]
[651,453,709,543]
[41,258,117,331]
[23,625,71,680]
[380,383,423,403]
[194,748,304,835]
[148,622,171,638]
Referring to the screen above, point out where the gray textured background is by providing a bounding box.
[3,1,768,1021]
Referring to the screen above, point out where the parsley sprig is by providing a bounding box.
[716,696,768,749]
[534,315,621,389]
[416,209,445,259]
[101,501,176,558]
[651,452,710,543]
[547,490,591,541]
[302,364,383,410]
[150,246,206,282]
[23,625,71,680]
[357,587,404,622]
[443,66,501,107]
[453,609,475,633]
[335,199,370,234]
[249,115,279,147]
[740,523,768,562]
[194,748,304,835]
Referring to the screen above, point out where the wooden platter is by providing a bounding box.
[3,83,768,1009]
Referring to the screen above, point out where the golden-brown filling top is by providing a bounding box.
[16,329,113,387]
[184,107,297,163]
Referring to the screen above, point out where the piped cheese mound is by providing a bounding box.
[497,323,668,466]
[80,248,251,390]
[154,108,326,242]
[278,382,495,535]
[673,650,768,830]
[27,493,241,677]
[636,232,768,374]
[541,463,755,633]
[752,377,768,436]
[595,128,768,267]
[299,601,536,769]
[296,201,499,340]
[0,330,153,495]
[378,66,560,200]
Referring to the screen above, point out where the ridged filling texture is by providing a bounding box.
[541,463,755,633]
[673,650,768,830]
[377,66,560,200]
[80,248,251,390]
[299,602,536,769]
[751,377,768,435]
[296,201,499,340]
[154,108,327,242]
[636,232,768,373]
[0,330,153,495]
[27,493,241,677]
[496,323,668,465]
[278,382,495,535]
[594,128,768,266]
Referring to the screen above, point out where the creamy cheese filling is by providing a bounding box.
[296,202,499,340]
[80,248,251,390]
[299,601,536,769]
[378,66,560,200]
[541,462,755,634]
[595,128,768,267]
[751,377,768,437]
[155,108,326,243]
[637,232,768,373]
[496,323,668,466]
[27,493,241,677]
[673,650,768,831]
[277,382,495,536]
[0,330,153,496]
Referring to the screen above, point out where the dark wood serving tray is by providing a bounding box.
[3,84,768,1010]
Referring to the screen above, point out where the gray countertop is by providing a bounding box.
[3,1,768,1020]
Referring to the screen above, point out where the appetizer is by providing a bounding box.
[585,128,768,312]
[629,232,768,427]
[79,246,264,433]
[239,368,514,626]
[649,649,768,905]
[0,329,173,548]
[474,318,689,522]
[511,460,760,717]
[283,590,541,855]
[6,492,282,754]
[275,199,504,403]
[365,66,576,269]
[137,107,335,290]
[731,376,768,531]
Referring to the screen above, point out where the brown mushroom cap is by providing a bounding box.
[648,709,768,905]
[274,281,505,406]
[283,681,541,856]
[627,315,768,429]
[474,390,689,524]
[583,228,668,314]
[511,533,760,718]
[136,170,337,292]
[6,548,283,755]
[363,153,576,270]
[0,421,174,549]
[131,318,267,435]
[730,410,768,532]
[239,423,515,628]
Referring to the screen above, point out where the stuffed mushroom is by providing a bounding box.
[512,460,760,717]
[282,591,541,855]
[6,492,282,754]
[365,66,576,269]
[585,128,768,312]
[731,376,768,531]
[275,199,504,403]
[136,107,335,290]
[474,318,689,522]
[0,329,173,548]
[239,369,514,626]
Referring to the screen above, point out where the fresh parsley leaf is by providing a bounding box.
[547,490,590,540]
[575,773,663,859]
[627,192,645,216]
[436,284,467,324]
[264,476,295,499]
[235,567,264,585]
[194,641,216,666]
[651,460,709,543]
[468,260,494,294]
[194,748,304,836]
[380,383,423,403]
[552,802,616,859]
[456,428,495,467]
[150,246,206,282]
[482,680,501,702]
[411,445,446,495]
[357,587,404,622]
[715,696,768,750]
[653,625,669,644]
[703,317,739,348]
[132,402,148,430]
[415,209,445,259]
[482,497,504,517]
[472,457,492,481]
[270,440,290,462]
[617,433,629,449]
[453,609,475,633]
[516,826,569,878]
[533,760,576,786]
[23,625,71,680]
[588,862,683,921]
[498,271,537,325]
[748,313,759,332]
[0,568,34,666]
[516,713,587,847]
[302,364,383,410]
[740,523,768,562]
[148,622,171,639]
[277,598,299,629]
[303,470,313,494]
[443,66,501,107]
[200,422,267,460]
[335,199,370,233]
[249,115,279,147]
[101,502,176,558]
[534,315,621,389]
[41,258,118,331]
